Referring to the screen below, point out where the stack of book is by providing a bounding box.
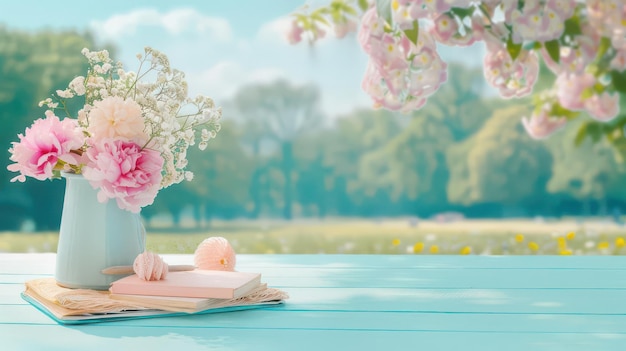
[22,270,288,324]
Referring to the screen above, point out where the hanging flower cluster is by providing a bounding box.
[288,0,626,141]
[7,48,222,213]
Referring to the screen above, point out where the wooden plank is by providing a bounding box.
[0,324,624,351]
[4,304,626,334]
[3,254,626,351]
[4,267,626,289]
[4,254,626,273]
[3,282,626,315]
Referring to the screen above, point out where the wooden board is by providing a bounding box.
[2,254,626,350]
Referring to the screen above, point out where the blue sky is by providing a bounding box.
[0,0,484,118]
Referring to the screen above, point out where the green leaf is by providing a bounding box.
[311,12,330,26]
[312,7,330,16]
[330,0,354,14]
[506,36,523,61]
[544,40,560,63]
[522,41,541,51]
[611,70,626,93]
[358,0,369,12]
[550,103,580,120]
[588,123,602,142]
[449,7,472,18]
[403,20,420,46]
[574,123,587,146]
[596,36,612,61]
[563,16,582,36]
[376,0,393,26]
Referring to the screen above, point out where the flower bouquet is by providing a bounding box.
[6,47,222,289]
[7,47,222,213]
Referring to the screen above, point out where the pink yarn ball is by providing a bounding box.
[133,251,168,281]
[194,237,236,271]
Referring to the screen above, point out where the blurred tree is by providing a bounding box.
[356,115,453,216]
[231,80,324,219]
[315,108,403,215]
[352,64,488,216]
[0,27,110,230]
[186,121,252,223]
[425,64,490,142]
[447,105,553,216]
[546,119,626,216]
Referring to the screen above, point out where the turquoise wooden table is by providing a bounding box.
[1,253,626,350]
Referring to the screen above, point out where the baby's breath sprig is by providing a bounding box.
[36,46,222,189]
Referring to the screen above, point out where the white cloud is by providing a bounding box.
[186,61,289,102]
[256,17,292,45]
[91,8,232,41]
[186,59,371,118]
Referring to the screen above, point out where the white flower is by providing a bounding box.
[56,89,74,99]
[69,76,86,96]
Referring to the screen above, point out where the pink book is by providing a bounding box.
[109,270,262,299]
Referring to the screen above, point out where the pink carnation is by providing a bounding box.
[7,111,84,182]
[82,139,163,213]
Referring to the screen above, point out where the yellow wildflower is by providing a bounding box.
[392,239,401,246]
[616,237,625,248]
[528,241,539,252]
[557,237,567,250]
[460,246,471,255]
[566,232,576,240]
[413,242,424,254]
[429,245,439,254]
[560,249,572,255]
[515,234,524,243]
[598,241,610,250]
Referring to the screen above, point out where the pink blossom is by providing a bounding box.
[358,8,385,54]
[369,33,410,72]
[82,139,163,213]
[585,92,620,122]
[7,111,84,182]
[359,10,447,113]
[505,0,575,44]
[286,20,303,44]
[431,13,458,43]
[334,19,357,39]
[521,106,568,140]
[586,0,626,38]
[483,46,539,98]
[555,72,595,111]
[87,96,148,144]
[541,32,598,74]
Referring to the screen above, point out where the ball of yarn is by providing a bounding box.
[194,237,236,271]
[133,251,168,281]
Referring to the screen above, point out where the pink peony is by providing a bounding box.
[82,139,163,213]
[7,111,84,182]
[87,96,148,144]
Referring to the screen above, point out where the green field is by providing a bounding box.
[2,218,626,255]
